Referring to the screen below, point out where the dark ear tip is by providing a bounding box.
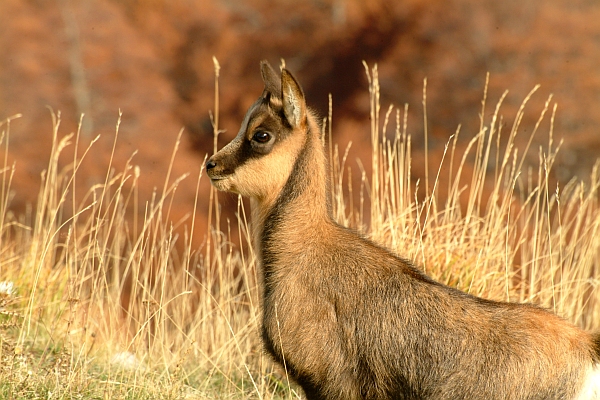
[260,60,274,73]
[281,69,303,94]
[260,60,282,98]
[281,69,296,86]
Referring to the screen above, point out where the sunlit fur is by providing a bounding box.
[206,61,600,400]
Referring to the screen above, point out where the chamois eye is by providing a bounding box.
[252,131,271,144]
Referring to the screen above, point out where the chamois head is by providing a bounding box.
[206,61,311,203]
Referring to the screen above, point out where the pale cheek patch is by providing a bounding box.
[576,364,600,400]
[229,135,303,204]
[232,150,295,200]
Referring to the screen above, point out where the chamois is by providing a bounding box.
[205,60,600,400]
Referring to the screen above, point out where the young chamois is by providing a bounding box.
[205,60,600,400]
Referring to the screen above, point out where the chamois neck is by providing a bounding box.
[253,124,330,234]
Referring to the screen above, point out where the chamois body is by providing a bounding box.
[206,61,600,399]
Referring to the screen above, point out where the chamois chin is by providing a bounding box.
[205,60,600,400]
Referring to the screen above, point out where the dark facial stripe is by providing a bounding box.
[220,97,293,175]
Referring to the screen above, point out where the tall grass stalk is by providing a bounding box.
[0,65,599,398]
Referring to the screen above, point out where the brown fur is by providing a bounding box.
[206,61,600,400]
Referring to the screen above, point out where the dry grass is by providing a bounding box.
[0,65,599,399]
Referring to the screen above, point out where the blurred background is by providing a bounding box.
[1,0,599,248]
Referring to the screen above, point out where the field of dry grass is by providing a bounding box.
[0,65,599,399]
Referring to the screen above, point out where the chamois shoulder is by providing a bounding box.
[330,222,439,283]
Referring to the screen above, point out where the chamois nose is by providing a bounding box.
[206,159,217,170]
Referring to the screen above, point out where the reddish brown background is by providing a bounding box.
[1,0,599,249]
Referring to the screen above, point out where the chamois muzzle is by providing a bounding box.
[205,155,234,192]
[205,157,222,183]
[205,159,217,171]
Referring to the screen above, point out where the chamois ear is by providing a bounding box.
[260,60,281,99]
[281,69,306,128]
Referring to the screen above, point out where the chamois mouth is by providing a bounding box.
[207,172,231,182]
[208,174,233,191]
